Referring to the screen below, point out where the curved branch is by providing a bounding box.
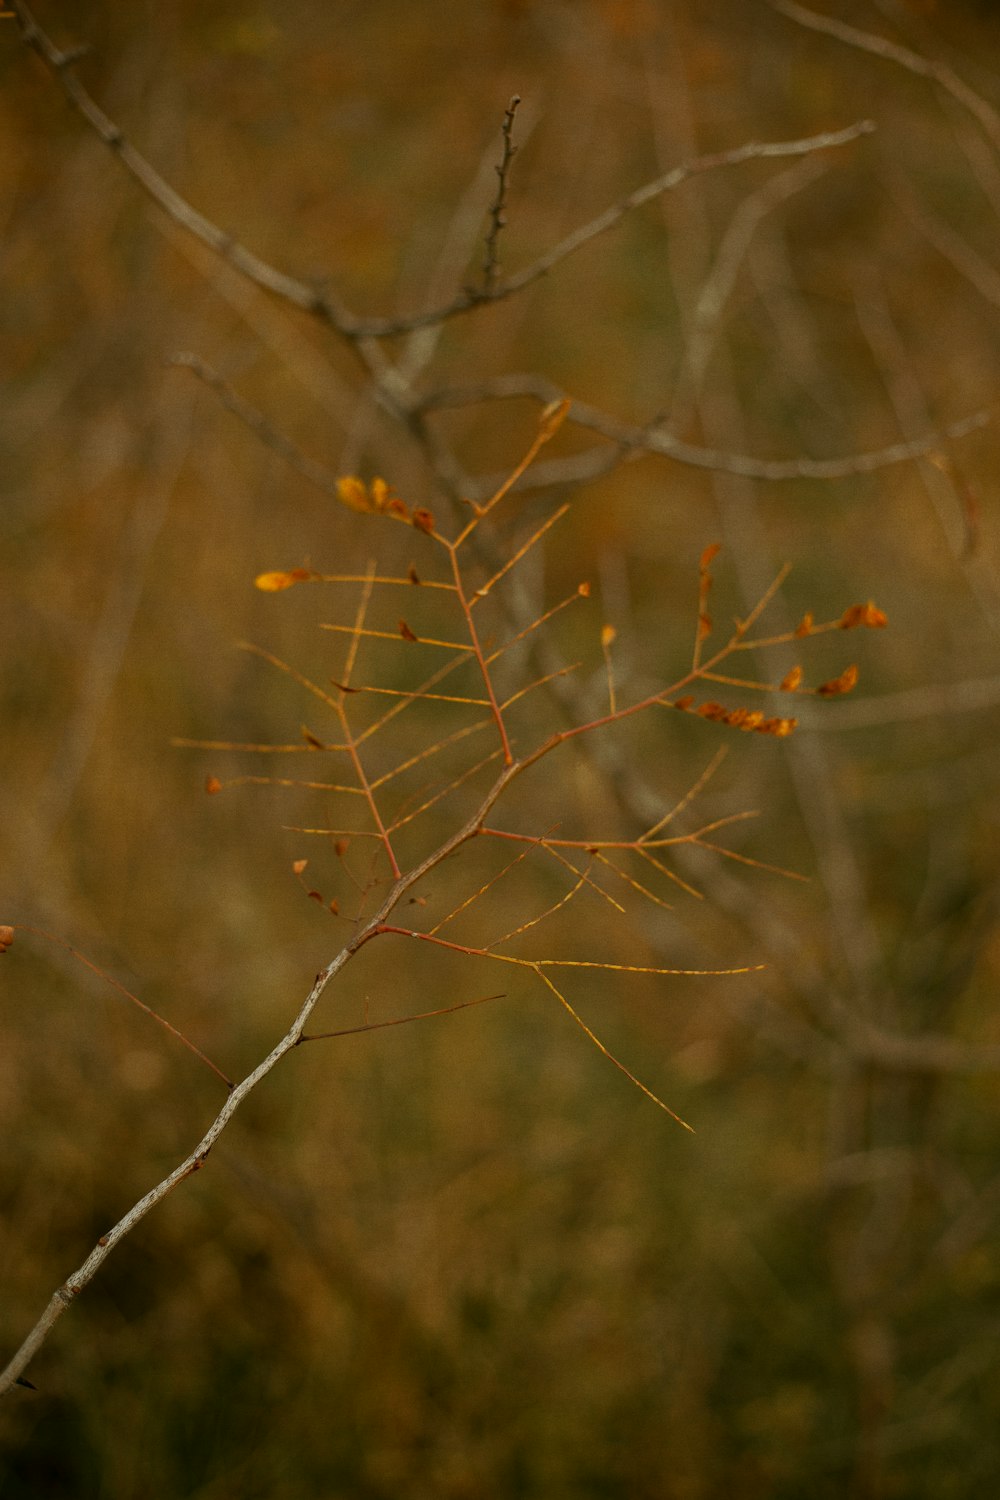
[11,3,873,345]
[421,374,994,487]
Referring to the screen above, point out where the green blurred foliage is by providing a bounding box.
[3,0,1000,1494]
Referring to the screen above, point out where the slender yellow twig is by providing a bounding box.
[533,966,694,1131]
[641,746,729,842]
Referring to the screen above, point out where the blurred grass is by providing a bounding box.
[3,0,1000,1494]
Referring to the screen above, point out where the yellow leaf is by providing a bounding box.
[336,475,371,513]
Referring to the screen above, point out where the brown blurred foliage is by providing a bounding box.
[3,0,1000,1495]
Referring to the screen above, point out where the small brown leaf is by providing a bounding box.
[329,898,340,915]
[794,612,814,638]
[301,727,324,749]
[334,839,349,857]
[0,925,14,954]
[408,564,421,585]
[578,580,591,597]
[673,695,694,711]
[331,680,359,694]
[205,776,222,795]
[412,508,435,534]
[780,666,803,692]
[293,859,308,876]
[817,663,858,697]
[697,701,727,721]
[399,619,418,642]
[700,542,722,572]
[307,889,324,904]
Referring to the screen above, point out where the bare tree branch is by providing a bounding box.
[10,3,873,342]
[769,0,1000,154]
[420,373,993,487]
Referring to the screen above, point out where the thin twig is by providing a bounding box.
[171,354,345,498]
[482,95,521,290]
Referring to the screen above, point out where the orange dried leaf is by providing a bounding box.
[757,716,797,737]
[336,475,371,513]
[301,727,324,749]
[601,623,617,647]
[255,568,310,592]
[293,859,308,876]
[700,542,722,571]
[697,701,727,721]
[412,508,435,534]
[780,666,803,693]
[840,600,888,630]
[307,889,324,904]
[408,564,421,584]
[205,776,222,795]
[794,612,814,638]
[0,925,14,954]
[673,695,694,711]
[399,619,418,642]
[578,580,591,597]
[334,839,349,857]
[329,898,340,915]
[817,663,858,697]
